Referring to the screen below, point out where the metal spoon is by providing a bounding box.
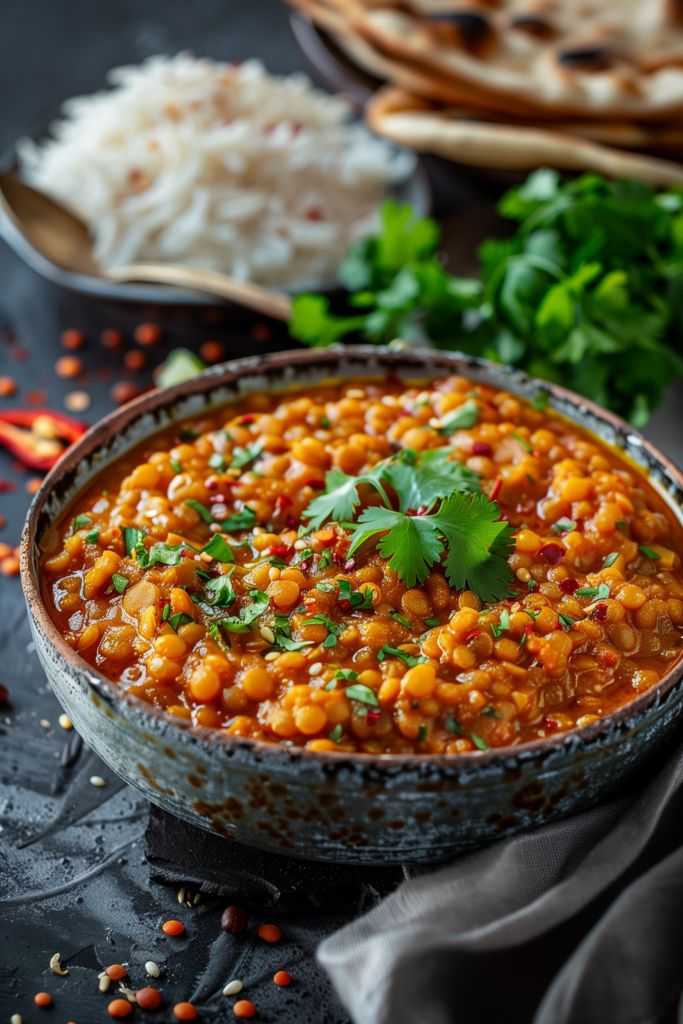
[0,171,292,320]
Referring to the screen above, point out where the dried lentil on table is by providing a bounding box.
[39,376,683,755]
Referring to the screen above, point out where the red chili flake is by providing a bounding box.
[489,477,503,501]
[0,376,17,397]
[602,650,619,667]
[544,717,559,731]
[55,355,84,379]
[524,623,534,635]
[306,206,324,221]
[162,918,185,936]
[285,516,300,530]
[239,414,256,425]
[366,709,381,726]
[250,322,271,343]
[124,350,147,371]
[134,323,164,346]
[25,390,48,406]
[34,992,53,1007]
[101,328,124,350]
[135,986,162,1010]
[559,577,579,594]
[273,970,292,987]
[539,543,565,565]
[199,340,224,363]
[111,382,142,406]
[463,628,482,643]
[275,494,292,512]
[338,599,351,612]
[593,603,608,623]
[61,328,85,350]
[472,441,493,456]
[269,544,290,558]
[221,904,248,934]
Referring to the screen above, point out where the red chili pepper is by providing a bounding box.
[593,603,608,623]
[539,543,565,566]
[366,709,381,726]
[269,544,291,559]
[275,494,292,512]
[463,628,482,643]
[559,577,579,594]
[472,441,493,457]
[0,409,86,471]
[489,477,503,502]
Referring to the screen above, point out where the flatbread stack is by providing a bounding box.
[287,0,683,185]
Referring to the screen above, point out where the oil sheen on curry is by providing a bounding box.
[40,376,683,755]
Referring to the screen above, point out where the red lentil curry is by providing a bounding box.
[40,376,683,755]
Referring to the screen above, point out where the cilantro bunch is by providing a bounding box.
[289,171,683,426]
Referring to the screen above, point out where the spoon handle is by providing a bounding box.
[106,263,292,321]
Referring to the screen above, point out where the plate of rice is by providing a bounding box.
[1,53,428,305]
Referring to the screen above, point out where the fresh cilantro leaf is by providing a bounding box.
[344,683,379,707]
[208,452,226,471]
[383,447,480,512]
[377,645,425,667]
[304,613,341,648]
[272,614,314,652]
[318,548,333,570]
[302,466,390,530]
[222,506,256,532]
[84,529,100,544]
[445,717,463,734]
[417,724,428,742]
[335,669,359,681]
[214,589,269,634]
[337,578,373,610]
[170,459,183,473]
[424,617,440,628]
[111,573,129,594]
[137,542,184,569]
[202,535,235,563]
[231,440,264,469]
[316,581,337,593]
[638,545,660,560]
[389,611,412,629]
[437,400,479,434]
[329,724,344,742]
[185,499,214,524]
[552,518,576,534]
[603,552,620,567]
[121,526,145,557]
[72,514,92,533]
[169,612,193,631]
[558,612,577,629]
[471,733,489,751]
[204,569,237,608]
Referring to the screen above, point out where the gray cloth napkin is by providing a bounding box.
[319,739,683,1024]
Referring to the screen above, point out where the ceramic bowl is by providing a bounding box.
[21,346,683,863]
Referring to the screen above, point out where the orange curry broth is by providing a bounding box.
[40,375,683,755]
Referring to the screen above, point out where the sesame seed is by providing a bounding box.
[89,775,107,788]
[64,389,91,412]
[346,389,364,399]
[308,662,323,676]
[145,961,160,978]
[223,980,244,996]
[58,714,73,731]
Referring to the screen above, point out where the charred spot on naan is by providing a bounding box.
[508,15,556,41]
[425,11,494,54]
[556,45,617,72]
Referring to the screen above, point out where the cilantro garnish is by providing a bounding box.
[316,581,337,594]
[204,569,237,608]
[335,669,359,681]
[84,529,99,545]
[202,535,235,563]
[417,724,428,743]
[208,452,226,472]
[111,573,129,594]
[137,542,184,569]
[471,733,489,751]
[377,645,426,668]
[121,526,145,557]
[169,612,193,631]
[272,614,314,652]
[638,545,660,560]
[304,614,341,649]
[602,552,620,568]
[492,608,511,638]
[438,400,479,434]
[170,459,182,473]
[558,612,577,629]
[481,707,502,719]
[214,589,269,634]
[337,578,373,611]
[511,433,534,453]
[424,617,440,628]
[552,518,576,534]
[345,683,379,707]
[231,440,264,469]
[318,548,333,570]
[71,514,92,533]
[445,717,462,735]
[329,724,343,743]
[185,499,214,524]
[222,506,256,532]
[390,611,412,629]
[576,582,611,599]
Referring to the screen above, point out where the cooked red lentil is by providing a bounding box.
[40,376,683,755]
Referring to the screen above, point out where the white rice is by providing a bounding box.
[18,53,415,288]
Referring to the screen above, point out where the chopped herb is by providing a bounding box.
[603,552,620,568]
[492,608,511,638]
[558,612,577,629]
[185,499,214,524]
[438,400,479,434]
[552,518,577,534]
[512,433,534,452]
[111,573,129,594]
[615,520,628,530]
[272,614,314,652]
[470,732,489,751]
[231,440,264,469]
[344,683,379,707]
[316,581,337,593]
[597,582,611,600]
[170,459,182,473]
[267,556,288,569]
[417,724,428,742]
[202,534,235,563]
[84,529,99,544]
[216,589,269,634]
[335,669,359,681]
[638,545,660,560]
[121,526,145,557]
[524,609,538,621]
[318,548,333,570]
[161,603,171,621]
[390,611,412,629]
[445,717,463,735]
[328,724,343,743]
[169,612,193,631]
[527,579,538,590]
[304,613,341,649]
[137,542,184,569]
[575,586,600,597]
[481,707,502,719]
[320,416,331,428]
[424,617,440,628]
[324,680,337,691]
[208,452,226,472]
[204,569,237,608]
[293,546,315,566]
[337,578,373,610]
[377,645,426,667]
[223,506,257,532]
[72,514,93,533]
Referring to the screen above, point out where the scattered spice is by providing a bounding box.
[89,775,107,788]
[144,961,160,978]
[61,329,85,350]
[26,477,42,495]
[199,340,224,363]
[10,1014,22,1024]
[1,554,20,576]
[0,375,17,396]
[257,923,282,943]
[221,905,248,935]
[134,323,164,346]
[49,952,69,976]
[101,328,124,350]
[55,355,84,379]
[273,971,292,987]
[233,1000,257,1019]
[135,987,162,1010]
[124,350,147,371]
[107,999,133,1018]
[162,919,185,937]
[34,992,53,1007]
[64,390,91,412]
[105,964,127,981]
[172,1003,198,1021]
[223,980,244,996]
[111,382,142,405]
[25,390,49,405]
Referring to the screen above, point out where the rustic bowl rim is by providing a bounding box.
[20,344,683,769]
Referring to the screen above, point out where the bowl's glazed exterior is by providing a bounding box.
[21,346,683,863]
